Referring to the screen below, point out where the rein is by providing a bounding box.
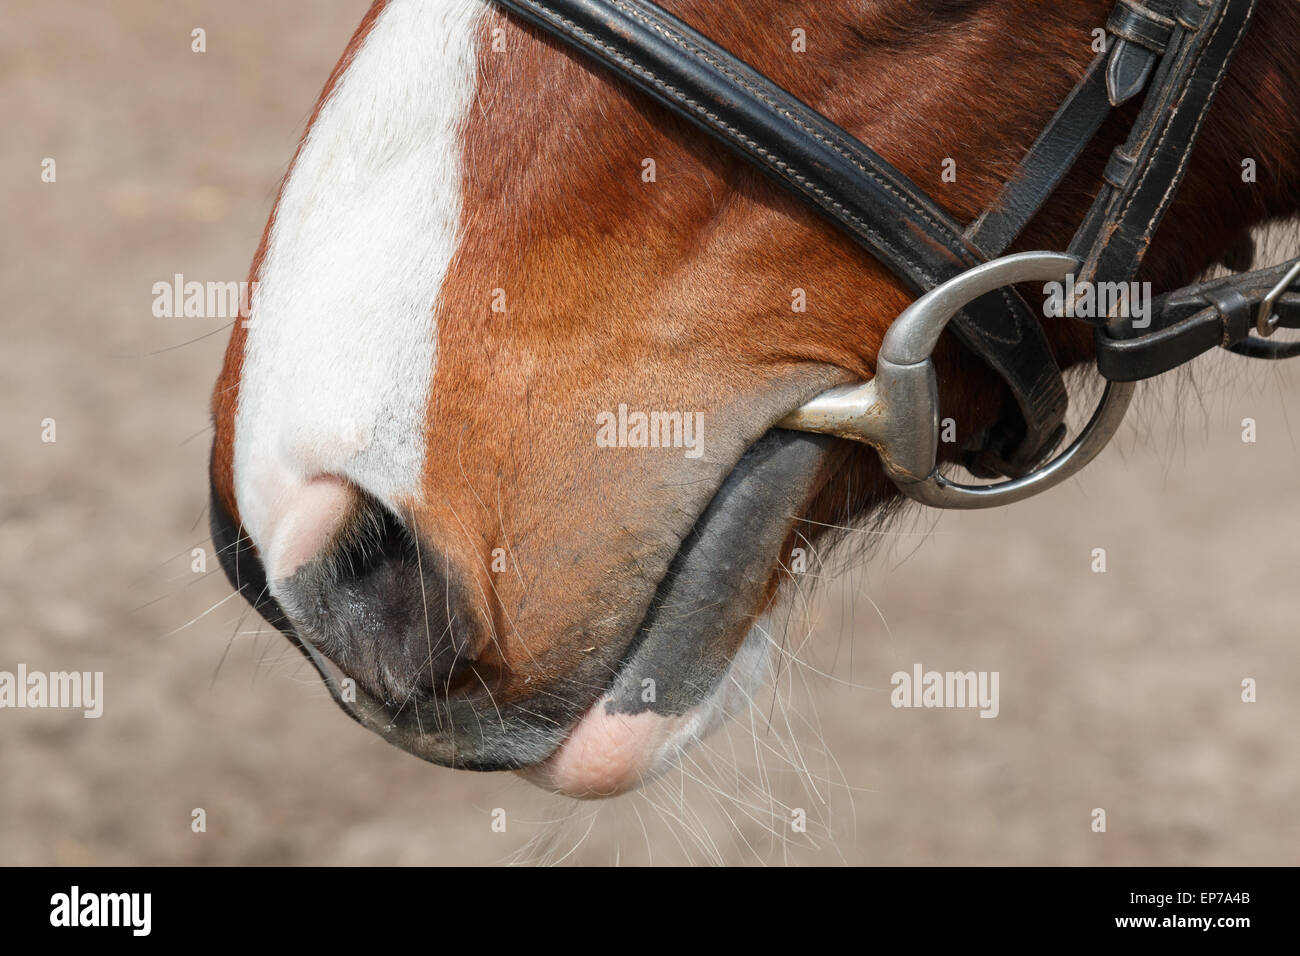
[492,0,1300,508]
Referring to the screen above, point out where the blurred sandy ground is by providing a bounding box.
[1,0,1297,866]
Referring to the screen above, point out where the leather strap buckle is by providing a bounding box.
[1108,0,1177,52]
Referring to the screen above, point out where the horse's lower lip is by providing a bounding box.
[598,427,835,714]
[518,618,778,798]
[518,426,836,796]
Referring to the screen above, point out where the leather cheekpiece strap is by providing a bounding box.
[1073,0,1260,312]
[967,48,1115,259]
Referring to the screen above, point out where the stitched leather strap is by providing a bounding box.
[1071,0,1259,313]
[492,0,1070,477]
[975,0,1271,386]
[968,0,1192,257]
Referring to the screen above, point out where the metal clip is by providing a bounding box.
[1255,258,1300,338]
[779,252,1135,510]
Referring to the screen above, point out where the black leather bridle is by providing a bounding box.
[491,0,1300,508]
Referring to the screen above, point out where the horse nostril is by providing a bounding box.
[276,497,480,709]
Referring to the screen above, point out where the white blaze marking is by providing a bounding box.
[233,0,488,581]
